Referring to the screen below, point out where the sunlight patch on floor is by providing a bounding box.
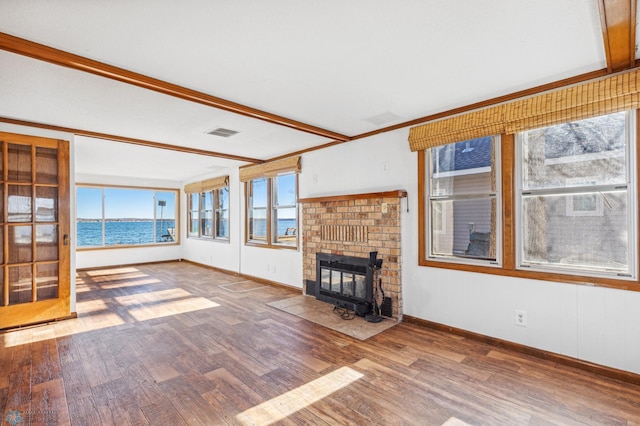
[114,288,194,306]
[2,311,127,348]
[75,283,93,293]
[3,273,220,348]
[99,277,161,289]
[90,272,150,284]
[442,417,473,426]
[85,267,141,277]
[2,327,35,347]
[76,299,109,313]
[219,281,267,293]
[127,296,220,321]
[235,366,364,425]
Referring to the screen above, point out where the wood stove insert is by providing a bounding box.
[315,251,382,316]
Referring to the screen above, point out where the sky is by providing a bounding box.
[251,174,296,219]
[77,187,176,219]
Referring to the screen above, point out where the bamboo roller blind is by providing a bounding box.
[408,68,640,151]
[184,175,229,193]
[239,156,301,182]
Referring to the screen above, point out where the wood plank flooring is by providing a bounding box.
[2,261,640,425]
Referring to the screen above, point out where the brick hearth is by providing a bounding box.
[300,190,406,320]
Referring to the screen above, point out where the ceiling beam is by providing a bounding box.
[598,0,636,72]
[0,116,264,163]
[0,32,350,142]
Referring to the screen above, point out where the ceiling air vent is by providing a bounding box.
[206,127,239,138]
[364,111,403,126]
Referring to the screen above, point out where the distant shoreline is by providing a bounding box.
[77,218,175,223]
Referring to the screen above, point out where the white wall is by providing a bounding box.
[300,128,640,375]
[240,244,303,288]
[181,168,241,274]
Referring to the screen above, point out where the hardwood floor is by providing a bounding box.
[2,260,640,425]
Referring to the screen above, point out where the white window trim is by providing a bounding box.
[188,187,230,242]
[245,173,298,249]
[187,193,199,238]
[515,111,637,280]
[426,136,502,267]
[432,202,446,234]
[215,186,230,240]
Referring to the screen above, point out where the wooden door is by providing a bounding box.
[0,132,70,329]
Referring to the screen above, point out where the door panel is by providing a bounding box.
[0,132,70,329]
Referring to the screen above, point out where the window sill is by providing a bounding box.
[426,255,501,268]
[420,258,640,291]
[187,236,230,243]
[77,242,179,251]
[245,241,298,250]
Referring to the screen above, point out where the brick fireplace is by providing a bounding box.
[299,190,406,320]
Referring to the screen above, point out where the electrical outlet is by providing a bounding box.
[514,309,527,327]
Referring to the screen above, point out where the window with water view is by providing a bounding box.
[187,185,229,240]
[76,186,178,248]
[247,173,298,247]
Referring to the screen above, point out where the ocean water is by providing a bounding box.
[77,219,297,247]
[77,220,176,247]
[251,219,297,237]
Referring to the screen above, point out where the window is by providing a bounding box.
[187,185,230,241]
[188,193,199,237]
[201,191,214,238]
[419,111,637,284]
[240,156,300,248]
[216,186,230,239]
[247,172,298,248]
[273,173,297,245]
[247,177,268,243]
[517,111,636,278]
[76,186,178,248]
[413,68,640,288]
[425,136,501,265]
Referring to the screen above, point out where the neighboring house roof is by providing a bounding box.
[434,136,493,173]
[434,112,626,174]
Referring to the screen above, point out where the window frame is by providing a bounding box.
[186,186,230,242]
[187,192,199,237]
[424,135,502,267]
[200,191,214,238]
[418,110,640,290]
[76,184,179,250]
[215,185,230,240]
[514,111,637,280]
[245,172,298,249]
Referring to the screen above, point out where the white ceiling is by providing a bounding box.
[0,0,624,182]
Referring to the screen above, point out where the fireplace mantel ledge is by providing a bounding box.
[299,190,407,204]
